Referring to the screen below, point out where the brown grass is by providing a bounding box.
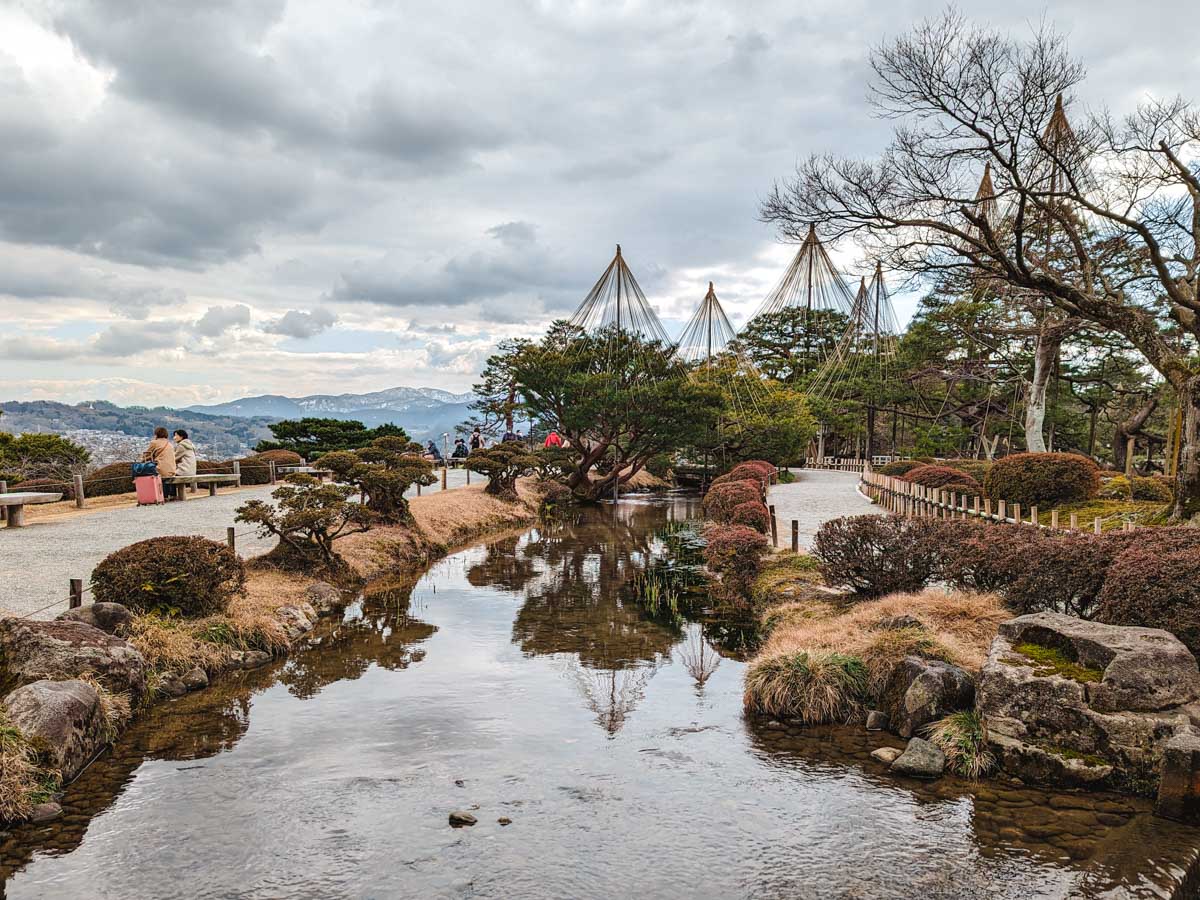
[0,711,43,822]
[76,674,132,742]
[746,588,1008,721]
[744,650,868,722]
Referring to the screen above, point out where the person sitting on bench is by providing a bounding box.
[143,427,177,499]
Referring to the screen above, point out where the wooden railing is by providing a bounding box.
[859,469,1141,534]
[804,459,867,473]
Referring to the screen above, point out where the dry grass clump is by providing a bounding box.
[746,589,1007,721]
[128,615,227,677]
[77,674,132,743]
[925,711,996,779]
[0,712,44,822]
[744,651,868,722]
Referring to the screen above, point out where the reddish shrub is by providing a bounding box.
[902,465,982,492]
[812,515,940,597]
[730,500,771,534]
[983,452,1100,507]
[730,460,776,481]
[91,535,245,617]
[1097,548,1200,653]
[82,462,136,497]
[878,460,923,477]
[702,523,769,598]
[709,471,759,491]
[703,481,762,522]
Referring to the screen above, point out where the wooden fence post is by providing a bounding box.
[69,578,83,609]
[466,467,470,485]
[73,473,86,509]
[227,526,236,551]
[442,465,448,490]
[269,461,277,485]
[1069,513,1078,531]
[0,479,7,523]
[1050,509,1058,530]
[1094,517,1102,535]
[1013,502,1022,525]
[417,482,422,496]
[232,461,242,487]
[997,500,1007,522]
[1030,505,1038,526]
[768,505,778,547]
[791,520,799,553]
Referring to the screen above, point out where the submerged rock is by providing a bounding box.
[27,802,63,825]
[449,811,477,828]
[0,618,147,703]
[865,710,890,732]
[181,668,209,691]
[884,656,974,738]
[1155,732,1200,822]
[304,582,342,617]
[3,679,106,782]
[871,747,902,765]
[275,604,317,642]
[890,738,945,778]
[498,817,513,826]
[977,612,1199,793]
[57,602,133,636]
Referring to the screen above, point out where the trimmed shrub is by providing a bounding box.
[91,536,245,617]
[703,481,762,523]
[1097,548,1200,653]
[983,452,1100,507]
[878,460,923,477]
[1131,475,1173,503]
[83,462,136,497]
[812,515,939,597]
[944,459,993,483]
[903,465,982,492]
[730,500,771,534]
[703,523,769,598]
[730,460,776,482]
[252,449,304,466]
[743,651,867,722]
[12,477,74,500]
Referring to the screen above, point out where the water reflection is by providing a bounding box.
[1,495,1197,899]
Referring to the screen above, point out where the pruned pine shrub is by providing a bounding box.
[83,461,136,497]
[91,536,245,617]
[1097,548,1200,654]
[730,500,771,534]
[743,651,867,723]
[702,481,762,523]
[702,523,769,599]
[467,441,540,500]
[812,515,939,597]
[982,452,1100,508]
[924,711,996,779]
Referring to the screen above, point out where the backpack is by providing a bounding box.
[131,461,158,477]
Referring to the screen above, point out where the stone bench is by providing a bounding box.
[162,474,241,499]
[0,491,63,527]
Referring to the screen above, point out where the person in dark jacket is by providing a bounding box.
[469,429,483,451]
[426,440,444,463]
[451,438,469,459]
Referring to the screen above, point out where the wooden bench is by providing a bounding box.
[162,474,241,499]
[0,491,63,527]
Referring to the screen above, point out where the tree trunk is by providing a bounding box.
[1113,396,1158,475]
[1023,332,1058,453]
[1173,378,1200,521]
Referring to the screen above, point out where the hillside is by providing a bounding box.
[188,386,475,439]
[0,400,275,460]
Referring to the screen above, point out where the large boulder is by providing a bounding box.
[890,737,945,778]
[274,602,317,642]
[0,617,147,703]
[304,582,342,617]
[977,612,1200,793]
[57,602,133,636]
[883,656,975,738]
[3,679,106,782]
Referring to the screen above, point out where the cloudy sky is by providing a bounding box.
[1,0,1197,406]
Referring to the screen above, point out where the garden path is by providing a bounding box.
[767,467,878,551]
[0,468,471,620]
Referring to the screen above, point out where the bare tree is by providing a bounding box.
[761,11,1200,518]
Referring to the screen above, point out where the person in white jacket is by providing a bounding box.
[173,430,198,477]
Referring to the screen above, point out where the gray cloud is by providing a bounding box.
[92,321,184,356]
[194,304,251,337]
[0,336,82,361]
[263,307,337,339]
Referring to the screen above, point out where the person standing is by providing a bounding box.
[143,427,177,498]
[469,428,483,451]
[544,429,563,449]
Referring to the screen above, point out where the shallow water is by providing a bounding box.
[2,497,1198,899]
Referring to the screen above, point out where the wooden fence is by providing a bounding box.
[859,469,1140,535]
[804,459,867,473]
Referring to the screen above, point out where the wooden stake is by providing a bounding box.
[69,578,83,609]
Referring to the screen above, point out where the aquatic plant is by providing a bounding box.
[924,711,996,779]
[743,650,867,723]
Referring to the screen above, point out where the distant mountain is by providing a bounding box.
[0,400,275,460]
[187,386,477,441]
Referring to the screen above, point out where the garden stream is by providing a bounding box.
[2,496,1199,898]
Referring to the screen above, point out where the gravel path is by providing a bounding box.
[767,467,879,550]
[0,468,472,620]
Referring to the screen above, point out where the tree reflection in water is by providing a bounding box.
[276,575,437,701]
[468,499,698,733]
[678,625,721,692]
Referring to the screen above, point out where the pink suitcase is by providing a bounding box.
[135,475,164,505]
